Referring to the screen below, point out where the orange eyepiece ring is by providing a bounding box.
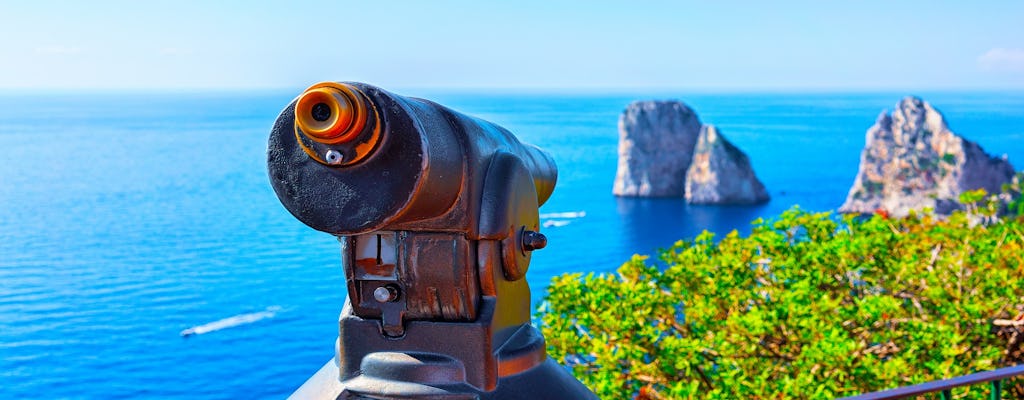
[295,84,368,144]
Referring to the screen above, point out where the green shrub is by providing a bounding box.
[540,208,1024,399]
[1003,172,1024,217]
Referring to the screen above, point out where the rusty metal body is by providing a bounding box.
[268,82,595,399]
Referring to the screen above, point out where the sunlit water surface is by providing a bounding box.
[2,89,1022,398]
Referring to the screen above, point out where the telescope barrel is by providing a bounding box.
[268,82,556,236]
[271,82,596,399]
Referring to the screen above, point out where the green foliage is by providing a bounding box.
[958,188,988,205]
[540,207,1024,399]
[958,172,1024,221]
[1003,172,1024,217]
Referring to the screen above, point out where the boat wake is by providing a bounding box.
[180,306,281,337]
[542,220,572,228]
[539,211,586,219]
[540,210,585,228]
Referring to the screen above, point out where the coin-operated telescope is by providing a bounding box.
[269,82,596,399]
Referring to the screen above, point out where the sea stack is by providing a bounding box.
[613,100,769,204]
[686,125,771,204]
[840,96,1015,216]
[613,101,702,197]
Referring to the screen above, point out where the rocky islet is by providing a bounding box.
[840,96,1015,216]
[612,100,770,205]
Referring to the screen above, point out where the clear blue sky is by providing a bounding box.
[2,1,1023,90]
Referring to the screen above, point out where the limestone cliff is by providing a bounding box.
[840,97,1015,216]
[613,100,768,204]
[686,125,771,204]
[613,101,702,197]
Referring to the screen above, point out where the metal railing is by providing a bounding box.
[838,364,1024,400]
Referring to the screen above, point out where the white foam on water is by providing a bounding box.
[542,220,572,228]
[180,306,281,337]
[539,211,586,219]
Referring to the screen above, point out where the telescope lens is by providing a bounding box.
[311,102,332,122]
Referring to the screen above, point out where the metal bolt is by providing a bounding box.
[522,230,547,251]
[373,285,399,303]
[325,150,344,165]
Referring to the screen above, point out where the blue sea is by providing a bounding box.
[2,89,1023,398]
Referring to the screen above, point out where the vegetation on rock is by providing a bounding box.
[541,190,1024,399]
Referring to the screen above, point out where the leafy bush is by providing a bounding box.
[1002,172,1024,217]
[540,207,1024,399]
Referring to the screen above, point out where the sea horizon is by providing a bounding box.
[4,86,1024,95]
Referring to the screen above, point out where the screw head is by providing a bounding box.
[373,285,399,303]
[325,150,344,165]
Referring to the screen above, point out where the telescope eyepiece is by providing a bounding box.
[295,86,359,143]
[292,82,382,167]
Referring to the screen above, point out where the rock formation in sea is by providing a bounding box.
[685,125,771,204]
[613,101,702,197]
[613,100,769,204]
[840,96,1015,216]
